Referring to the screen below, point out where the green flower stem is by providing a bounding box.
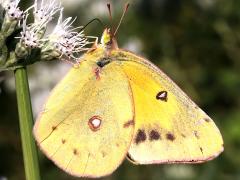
[14,67,41,180]
[0,44,8,65]
[0,33,7,65]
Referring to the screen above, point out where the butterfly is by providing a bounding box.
[33,5,224,178]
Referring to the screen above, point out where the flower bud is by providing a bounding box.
[1,0,23,37]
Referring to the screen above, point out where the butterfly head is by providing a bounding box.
[99,3,129,51]
[100,28,118,50]
[101,28,111,45]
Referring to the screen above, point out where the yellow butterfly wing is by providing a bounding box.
[112,49,224,164]
[33,48,135,177]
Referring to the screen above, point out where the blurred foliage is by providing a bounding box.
[0,0,240,179]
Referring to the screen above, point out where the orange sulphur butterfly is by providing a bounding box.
[33,5,224,178]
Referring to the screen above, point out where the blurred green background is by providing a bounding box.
[0,0,240,179]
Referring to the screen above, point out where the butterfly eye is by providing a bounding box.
[88,116,102,131]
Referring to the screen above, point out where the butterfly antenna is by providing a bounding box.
[113,3,130,37]
[107,3,114,35]
[79,18,104,32]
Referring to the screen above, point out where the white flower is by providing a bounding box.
[17,14,43,48]
[46,10,92,61]
[11,0,94,61]
[17,0,61,49]
[32,0,61,27]
[2,0,23,20]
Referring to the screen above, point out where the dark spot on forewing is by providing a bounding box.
[73,149,78,155]
[204,118,211,122]
[123,120,135,128]
[200,147,203,154]
[166,132,175,141]
[52,126,57,131]
[149,130,161,141]
[181,133,186,138]
[194,131,200,139]
[156,91,168,102]
[61,139,66,144]
[101,151,106,157]
[135,129,147,144]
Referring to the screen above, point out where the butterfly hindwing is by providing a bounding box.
[113,49,224,164]
[34,49,135,177]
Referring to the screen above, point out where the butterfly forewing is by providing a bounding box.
[34,49,135,177]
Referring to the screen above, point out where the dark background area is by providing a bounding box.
[0,0,239,179]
